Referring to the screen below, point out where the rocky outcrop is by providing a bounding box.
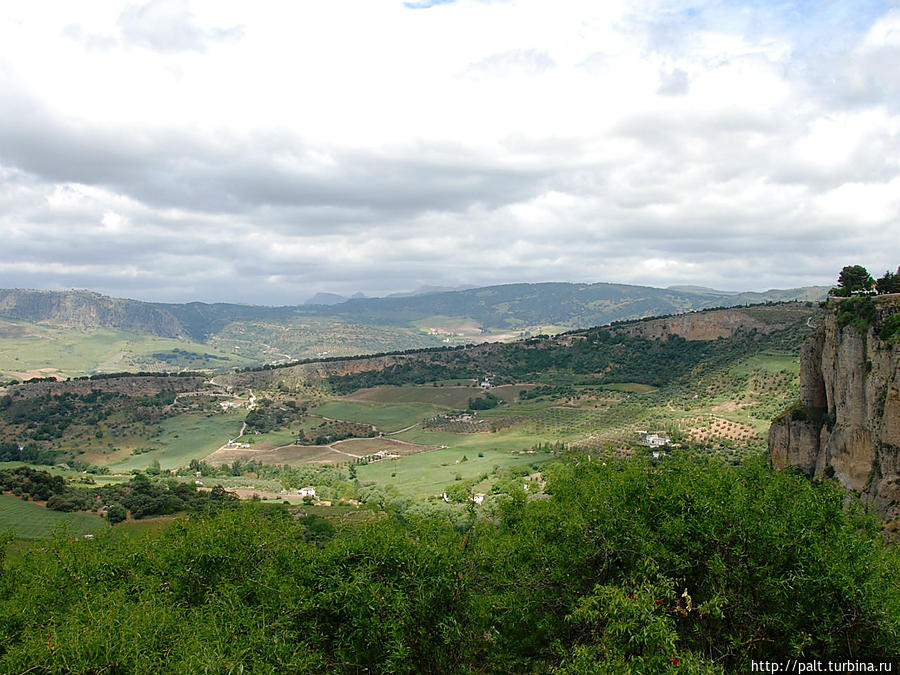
[768,295,900,518]
[611,303,817,341]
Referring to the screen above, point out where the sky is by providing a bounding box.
[0,0,898,304]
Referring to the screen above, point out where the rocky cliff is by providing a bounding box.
[611,303,817,341]
[768,295,900,518]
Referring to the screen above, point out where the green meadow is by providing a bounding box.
[311,400,446,432]
[0,494,107,540]
[355,445,552,499]
[0,320,254,379]
[109,412,245,472]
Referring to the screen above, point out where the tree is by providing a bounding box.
[832,265,875,296]
[106,503,127,524]
[147,458,161,476]
[876,267,900,295]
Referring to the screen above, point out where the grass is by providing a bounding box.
[0,494,108,540]
[601,382,659,394]
[342,385,480,408]
[395,427,557,453]
[0,320,255,379]
[355,446,552,499]
[109,515,178,542]
[243,428,301,447]
[311,400,445,432]
[729,351,799,377]
[109,412,245,472]
[342,384,535,408]
[207,444,349,467]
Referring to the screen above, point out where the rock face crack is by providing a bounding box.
[768,296,900,518]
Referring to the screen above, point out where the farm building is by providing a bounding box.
[643,433,670,448]
[298,487,316,498]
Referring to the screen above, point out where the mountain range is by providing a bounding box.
[0,282,829,378]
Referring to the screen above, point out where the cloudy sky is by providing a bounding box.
[1,0,898,304]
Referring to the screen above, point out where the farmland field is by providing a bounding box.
[0,320,255,379]
[310,400,445,432]
[341,383,535,408]
[355,446,552,499]
[109,412,245,471]
[600,382,659,394]
[205,437,433,467]
[0,494,107,540]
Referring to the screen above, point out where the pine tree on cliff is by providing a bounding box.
[875,267,900,295]
[831,265,875,297]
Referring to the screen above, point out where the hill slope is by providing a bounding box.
[0,283,828,377]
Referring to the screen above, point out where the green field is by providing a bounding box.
[344,384,481,408]
[355,446,551,499]
[395,426,556,452]
[109,412,245,471]
[0,494,107,540]
[311,400,445,432]
[729,351,799,377]
[0,320,255,379]
[601,382,659,394]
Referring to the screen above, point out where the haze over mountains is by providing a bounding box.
[0,281,828,342]
[0,281,828,379]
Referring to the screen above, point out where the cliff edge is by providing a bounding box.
[768,295,900,518]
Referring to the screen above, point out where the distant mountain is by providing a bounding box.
[0,283,829,339]
[304,292,348,306]
[320,282,830,330]
[666,285,736,294]
[387,285,477,298]
[0,282,830,376]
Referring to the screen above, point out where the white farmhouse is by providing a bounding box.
[643,433,671,448]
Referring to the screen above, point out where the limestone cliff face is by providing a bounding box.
[611,303,816,341]
[768,296,900,518]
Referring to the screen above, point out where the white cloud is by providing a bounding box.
[0,0,897,303]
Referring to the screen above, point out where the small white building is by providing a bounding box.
[644,433,670,448]
[472,493,486,505]
[299,487,317,498]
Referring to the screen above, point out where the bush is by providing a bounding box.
[107,503,127,524]
[0,455,897,672]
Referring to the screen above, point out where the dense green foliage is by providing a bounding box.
[0,466,237,519]
[244,398,302,434]
[1,454,897,673]
[877,268,900,295]
[880,313,900,345]
[328,323,809,394]
[0,388,176,450]
[832,265,876,297]
[834,296,878,334]
[0,465,65,501]
[468,392,499,410]
[297,420,375,446]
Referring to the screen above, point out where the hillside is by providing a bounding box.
[0,302,817,470]
[8,298,897,673]
[0,284,828,379]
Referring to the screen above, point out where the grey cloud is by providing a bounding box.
[118,0,243,53]
[0,90,551,220]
